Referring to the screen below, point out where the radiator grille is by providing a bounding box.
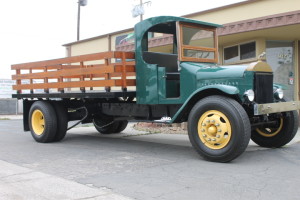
[254,72,273,104]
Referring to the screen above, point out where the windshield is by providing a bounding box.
[179,23,218,63]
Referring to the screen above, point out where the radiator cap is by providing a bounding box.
[246,61,272,72]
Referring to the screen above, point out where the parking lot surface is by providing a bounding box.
[1,119,300,200]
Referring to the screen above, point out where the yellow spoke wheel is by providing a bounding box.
[198,110,232,150]
[31,110,45,135]
[255,118,283,137]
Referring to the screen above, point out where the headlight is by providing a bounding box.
[244,89,255,102]
[274,88,284,99]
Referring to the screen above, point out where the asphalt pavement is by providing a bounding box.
[0,118,300,200]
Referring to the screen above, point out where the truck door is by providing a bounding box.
[142,31,181,103]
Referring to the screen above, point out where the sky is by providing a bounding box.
[0,0,245,79]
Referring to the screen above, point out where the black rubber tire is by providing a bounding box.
[52,102,68,142]
[188,96,251,162]
[29,101,57,143]
[251,110,298,148]
[114,121,128,133]
[93,118,127,134]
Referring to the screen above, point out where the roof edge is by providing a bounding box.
[63,27,134,47]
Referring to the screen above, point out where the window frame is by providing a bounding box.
[223,41,257,64]
[177,22,218,63]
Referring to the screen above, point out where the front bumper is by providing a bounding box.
[254,101,300,115]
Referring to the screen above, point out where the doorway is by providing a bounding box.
[266,41,295,101]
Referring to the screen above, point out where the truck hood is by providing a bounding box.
[180,62,249,79]
[180,61,272,79]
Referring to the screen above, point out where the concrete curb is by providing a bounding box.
[0,160,132,200]
[0,115,23,120]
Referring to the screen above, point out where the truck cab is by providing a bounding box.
[135,16,221,104]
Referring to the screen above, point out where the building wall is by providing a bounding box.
[70,37,109,56]
[187,0,300,24]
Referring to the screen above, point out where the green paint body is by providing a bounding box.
[134,16,258,122]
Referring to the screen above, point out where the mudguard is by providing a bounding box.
[170,85,240,123]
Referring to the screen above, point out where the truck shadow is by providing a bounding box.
[61,130,300,164]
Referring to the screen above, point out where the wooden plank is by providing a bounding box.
[44,67,49,93]
[104,58,111,92]
[15,72,136,80]
[114,51,135,59]
[29,69,33,94]
[79,62,85,92]
[58,72,136,79]
[16,69,21,94]
[11,51,116,70]
[121,52,127,90]
[12,66,115,80]
[115,79,136,86]
[13,79,117,90]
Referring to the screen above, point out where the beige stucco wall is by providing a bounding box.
[190,0,300,24]
[70,37,109,56]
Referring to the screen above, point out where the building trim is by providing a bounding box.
[218,10,300,36]
[116,10,300,52]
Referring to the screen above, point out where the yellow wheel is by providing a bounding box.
[31,110,45,135]
[188,96,251,162]
[198,110,232,149]
[255,118,283,137]
[29,101,57,143]
[251,110,298,148]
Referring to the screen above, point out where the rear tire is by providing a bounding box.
[188,96,251,162]
[52,102,68,142]
[114,121,128,133]
[251,110,298,148]
[93,118,128,134]
[29,101,57,143]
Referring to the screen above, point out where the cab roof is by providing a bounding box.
[135,16,222,31]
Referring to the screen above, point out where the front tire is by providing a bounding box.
[29,101,57,143]
[188,96,251,162]
[251,110,298,148]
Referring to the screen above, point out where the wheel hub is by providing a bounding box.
[31,109,45,135]
[256,118,283,137]
[207,126,217,136]
[198,110,232,149]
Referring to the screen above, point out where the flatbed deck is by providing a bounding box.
[12,91,136,99]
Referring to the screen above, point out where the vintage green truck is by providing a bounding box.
[12,16,300,162]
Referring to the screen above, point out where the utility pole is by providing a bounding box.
[140,0,143,22]
[77,0,88,41]
[131,0,151,22]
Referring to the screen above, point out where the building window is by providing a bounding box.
[224,41,256,64]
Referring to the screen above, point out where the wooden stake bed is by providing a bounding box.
[11,51,136,99]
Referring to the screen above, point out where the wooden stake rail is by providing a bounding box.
[11,51,136,94]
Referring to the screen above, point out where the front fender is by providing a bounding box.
[170,85,240,123]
